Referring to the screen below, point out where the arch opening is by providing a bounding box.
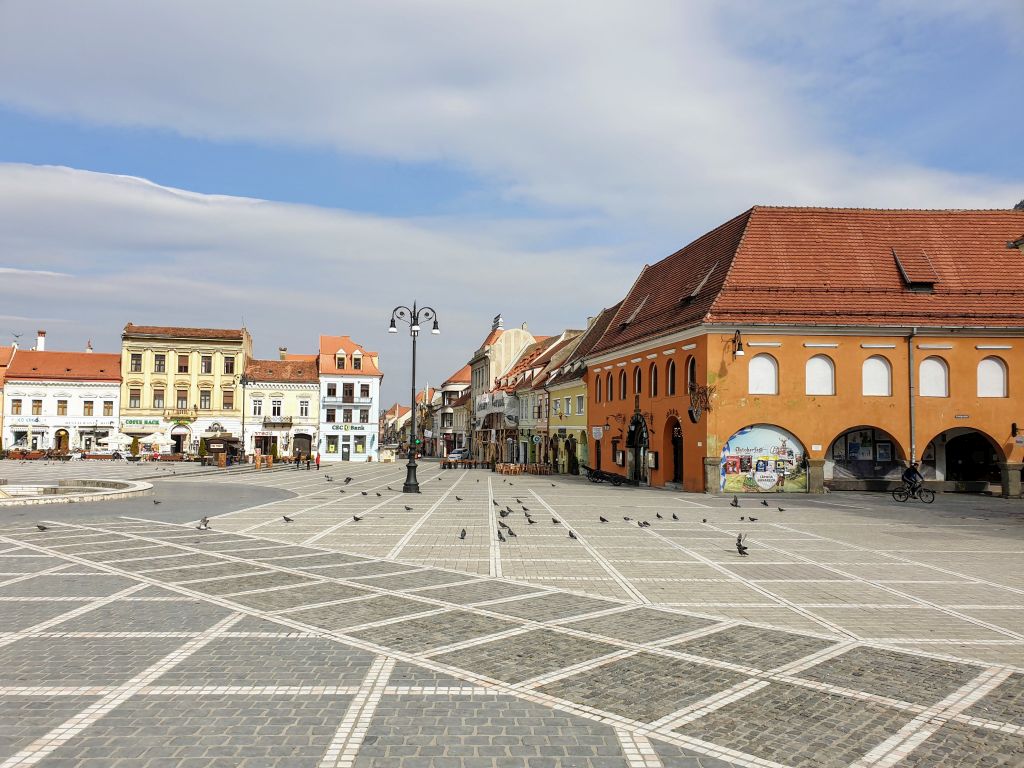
[720,424,807,493]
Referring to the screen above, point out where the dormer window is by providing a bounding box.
[336,354,346,369]
[893,248,938,293]
[353,353,362,370]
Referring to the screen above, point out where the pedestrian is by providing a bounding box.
[294,453,300,470]
[315,452,321,471]
[306,454,311,470]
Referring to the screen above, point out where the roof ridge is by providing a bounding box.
[750,205,1024,213]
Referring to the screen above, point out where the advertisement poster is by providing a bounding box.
[720,424,807,493]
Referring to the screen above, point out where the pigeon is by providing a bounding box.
[283,515,293,522]
[551,483,556,487]
[527,517,538,525]
[498,521,509,530]
[552,518,560,524]
[456,496,463,501]
[376,492,382,497]
[637,521,644,528]
[36,524,48,531]
[778,507,785,512]
[506,527,517,537]
[749,517,758,522]
[516,498,522,503]
[522,506,530,512]
[361,491,368,496]
[492,500,499,506]
[568,530,578,539]
[499,509,511,518]
[730,496,740,508]
[599,516,609,523]
[503,479,507,483]
[656,513,663,519]
[344,477,353,484]
[702,518,708,523]
[353,515,363,522]
[476,479,480,482]
[497,530,507,542]
[339,489,346,493]
[761,500,769,507]
[404,505,413,511]
[459,528,467,540]
[506,506,515,514]
[672,513,679,520]
[196,517,210,530]
[736,534,749,557]
[642,521,651,527]
[325,476,332,482]
[623,516,632,521]
[387,486,393,491]
[153,500,162,505]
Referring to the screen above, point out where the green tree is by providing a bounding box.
[198,438,208,458]
[130,436,140,457]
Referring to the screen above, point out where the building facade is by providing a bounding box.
[317,335,383,462]
[3,333,120,451]
[0,344,14,449]
[587,207,1024,496]
[437,365,471,456]
[242,356,320,459]
[120,324,252,454]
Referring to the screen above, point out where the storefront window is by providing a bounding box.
[355,436,366,453]
[327,435,338,453]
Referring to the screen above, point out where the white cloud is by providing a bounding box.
[0,164,636,404]
[0,1,1017,227]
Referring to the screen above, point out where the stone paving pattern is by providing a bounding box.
[1,461,1023,767]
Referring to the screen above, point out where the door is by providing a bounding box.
[595,440,602,470]
[341,444,351,461]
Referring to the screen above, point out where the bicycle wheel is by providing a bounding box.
[918,488,935,504]
[892,487,910,503]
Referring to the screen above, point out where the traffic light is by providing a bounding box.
[414,438,422,445]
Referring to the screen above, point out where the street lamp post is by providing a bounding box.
[239,374,252,463]
[389,302,440,493]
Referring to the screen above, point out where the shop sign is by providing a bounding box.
[753,470,779,490]
[592,426,604,440]
[424,429,433,438]
[123,418,161,427]
[331,424,367,431]
[532,435,542,444]
[8,416,42,424]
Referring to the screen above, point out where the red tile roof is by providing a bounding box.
[592,207,1024,355]
[318,335,382,376]
[5,351,121,382]
[123,324,245,340]
[443,364,472,386]
[244,359,319,383]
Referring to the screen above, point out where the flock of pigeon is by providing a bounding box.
[36,474,780,558]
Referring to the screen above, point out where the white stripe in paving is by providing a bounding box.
[387,471,468,559]
[319,655,396,768]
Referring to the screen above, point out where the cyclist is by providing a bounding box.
[901,461,925,498]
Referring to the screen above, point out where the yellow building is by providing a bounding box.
[120,324,252,455]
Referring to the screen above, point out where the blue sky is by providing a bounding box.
[0,1,1020,406]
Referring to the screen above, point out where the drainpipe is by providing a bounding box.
[907,327,917,463]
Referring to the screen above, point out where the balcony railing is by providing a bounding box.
[322,396,373,406]
[263,416,293,428]
[164,408,197,421]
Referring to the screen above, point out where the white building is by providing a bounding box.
[242,354,320,459]
[2,333,121,451]
[317,335,383,462]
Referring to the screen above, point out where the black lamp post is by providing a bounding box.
[239,373,252,462]
[388,302,440,493]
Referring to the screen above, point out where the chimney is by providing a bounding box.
[85,340,93,354]
[492,314,504,331]
[278,346,288,360]
[35,330,46,352]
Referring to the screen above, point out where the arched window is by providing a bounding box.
[919,356,949,397]
[633,367,642,395]
[650,363,658,397]
[748,354,779,395]
[606,372,614,402]
[619,369,627,400]
[666,359,677,396]
[862,356,892,397]
[805,355,835,396]
[977,356,1008,398]
[595,375,602,403]
[686,356,697,392]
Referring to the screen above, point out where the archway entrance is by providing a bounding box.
[826,426,905,484]
[54,429,69,452]
[293,433,312,458]
[170,425,190,454]
[626,413,649,485]
[566,435,579,475]
[945,432,1000,483]
[664,416,683,484]
[720,424,807,493]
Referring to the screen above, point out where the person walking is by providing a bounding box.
[294,453,300,470]
[306,453,311,470]
[315,452,321,471]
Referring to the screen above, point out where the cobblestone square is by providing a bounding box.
[0,461,1021,767]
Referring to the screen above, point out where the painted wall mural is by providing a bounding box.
[720,424,807,493]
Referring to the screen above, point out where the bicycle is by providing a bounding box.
[892,482,935,504]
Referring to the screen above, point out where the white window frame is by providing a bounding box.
[252,399,263,416]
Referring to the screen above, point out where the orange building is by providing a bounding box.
[586,207,1024,496]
